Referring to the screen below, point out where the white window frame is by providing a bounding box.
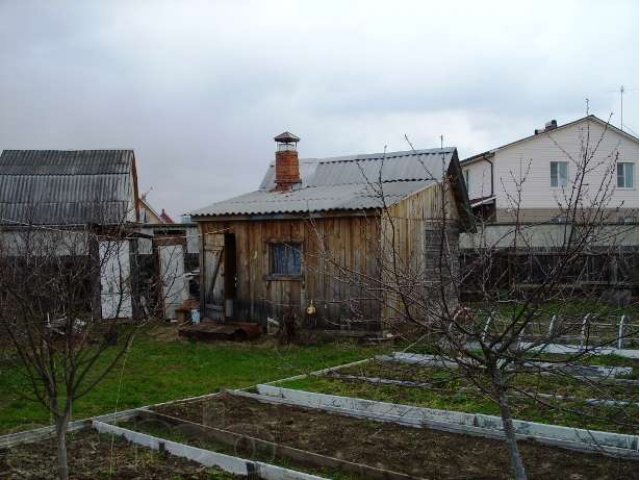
[550,161,568,188]
[617,162,635,189]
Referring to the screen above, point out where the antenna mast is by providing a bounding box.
[620,85,624,130]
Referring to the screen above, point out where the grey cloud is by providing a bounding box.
[0,0,637,217]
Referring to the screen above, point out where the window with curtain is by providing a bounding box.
[550,161,568,187]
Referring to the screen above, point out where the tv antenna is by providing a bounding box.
[620,85,624,130]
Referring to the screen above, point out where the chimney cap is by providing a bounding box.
[274,131,300,143]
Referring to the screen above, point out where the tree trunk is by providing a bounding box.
[55,413,70,480]
[491,367,528,480]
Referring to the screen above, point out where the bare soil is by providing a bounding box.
[153,394,638,480]
[0,429,240,479]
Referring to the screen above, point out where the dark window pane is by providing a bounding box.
[617,163,625,188]
[271,243,302,276]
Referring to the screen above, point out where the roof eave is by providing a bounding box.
[191,208,380,223]
[465,115,639,162]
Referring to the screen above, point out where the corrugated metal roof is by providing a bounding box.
[0,150,136,226]
[0,150,134,175]
[193,148,455,217]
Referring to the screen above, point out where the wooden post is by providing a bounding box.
[548,315,556,336]
[617,315,627,349]
[482,314,493,342]
[580,314,590,349]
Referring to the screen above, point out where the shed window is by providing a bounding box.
[617,162,634,188]
[270,243,302,276]
[550,161,568,187]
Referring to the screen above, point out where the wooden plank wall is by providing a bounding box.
[199,184,461,330]
[381,183,460,325]
[201,214,381,329]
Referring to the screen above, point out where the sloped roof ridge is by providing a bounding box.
[0,172,128,177]
[462,115,638,165]
[0,150,135,176]
[1,149,134,156]
[304,147,455,164]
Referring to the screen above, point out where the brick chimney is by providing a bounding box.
[273,131,301,192]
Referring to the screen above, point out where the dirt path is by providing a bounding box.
[154,394,638,480]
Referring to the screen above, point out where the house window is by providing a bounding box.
[617,162,634,188]
[550,161,568,187]
[464,170,470,188]
[270,243,302,277]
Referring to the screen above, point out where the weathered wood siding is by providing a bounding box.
[200,215,381,329]
[381,183,460,324]
[199,182,463,330]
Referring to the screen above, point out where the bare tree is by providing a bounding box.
[309,119,637,479]
[0,216,168,480]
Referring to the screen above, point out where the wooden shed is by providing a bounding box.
[191,133,472,332]
[0,150,141,320]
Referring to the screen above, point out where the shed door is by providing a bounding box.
[159,244,186,320]
[100,240,133,319]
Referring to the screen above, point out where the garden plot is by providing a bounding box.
[276,354,638,435]
[0,407,329,480]
[0,428,240,479]
[476,312,639,349]
[138,393,638,480]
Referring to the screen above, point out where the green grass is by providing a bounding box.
[474,300,639,320]
[280,367,638,434]
[337,360,638,400]
[0,326,385,434]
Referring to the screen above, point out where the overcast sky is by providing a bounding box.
[1,0,637,218]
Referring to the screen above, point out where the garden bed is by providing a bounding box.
[0,428,240,479]
[148,393,637,479]
[279,358,638,434]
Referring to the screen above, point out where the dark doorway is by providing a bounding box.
[223,233,237,320]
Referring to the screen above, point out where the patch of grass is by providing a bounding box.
[0,326,387,434]
[281,370,638,434]
[479,300,639,320]
[338,359,638,400]
[506,352,638,367]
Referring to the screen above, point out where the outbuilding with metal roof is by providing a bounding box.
[192,134,473,334]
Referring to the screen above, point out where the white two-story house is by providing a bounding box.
[461,115,638,224]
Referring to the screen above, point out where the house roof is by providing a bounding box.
[160,209,174,224]
[461,115,639,166]
[139,196,164,224]
[192,148,458,217]
[0,150,138,226]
